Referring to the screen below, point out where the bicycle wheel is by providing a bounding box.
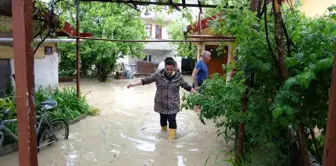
[37,118,69,151]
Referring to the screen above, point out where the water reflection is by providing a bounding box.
[177,156,186,166]
[120,132,156,152]
[0,77,229,166]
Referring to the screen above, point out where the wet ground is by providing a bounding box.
[0,76,232,166]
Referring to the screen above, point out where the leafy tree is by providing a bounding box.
[58,2,146,81]
[167,20,197,58]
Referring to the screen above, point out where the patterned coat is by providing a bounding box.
[141,69,192,114]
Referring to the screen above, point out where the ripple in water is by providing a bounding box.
[120,132,156,152]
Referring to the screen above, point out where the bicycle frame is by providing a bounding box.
[0,111,53,148]
[0,118,18,147]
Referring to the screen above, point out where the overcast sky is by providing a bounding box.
[41,0,200,15]
[41,0,202,24]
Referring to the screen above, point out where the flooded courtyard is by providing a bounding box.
[0,76,231,166]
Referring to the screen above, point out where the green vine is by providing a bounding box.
[182,2,336,165]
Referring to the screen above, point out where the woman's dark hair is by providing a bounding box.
[164,57,176,66]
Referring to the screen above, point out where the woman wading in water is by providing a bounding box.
[127,57,196,140]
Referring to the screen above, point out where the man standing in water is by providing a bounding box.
[191,51,211,112]
[192,51,211,89]
[127,57,196,141]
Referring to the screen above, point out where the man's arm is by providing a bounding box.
[191,69,199,86]
[192,62,201,88]
[192,61,202,89]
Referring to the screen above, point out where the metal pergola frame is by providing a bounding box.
[9,0,336,166]
[72,0,238,98]
[68,36,237,42]
[11,1,230,164]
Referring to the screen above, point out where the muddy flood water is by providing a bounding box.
[0,76,232,166]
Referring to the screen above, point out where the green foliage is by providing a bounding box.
[35,87,92,121]
[58,2,146,81]
[0,97,16,119]
[183,2,336,165]
[58,42,77,77]
[167,20,197,58]
[0,87,93,146]
[1,87,92,122]
[328,4,336,21]
[309,134,325,162]
[0,25,9,32]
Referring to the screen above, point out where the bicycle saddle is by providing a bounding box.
[40,100,57,108]
[0,109,10,115]
[0,109,16,118]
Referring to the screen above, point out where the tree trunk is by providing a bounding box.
[235,1,258,164]
[236,91,248,163]
[299,122,310,166]
[273,0,287,79]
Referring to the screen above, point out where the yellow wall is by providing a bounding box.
[0,16,56,59]
[191,27,237,79]
[0,45,52,59]
[191,27,236,65]
[298,0,335,17]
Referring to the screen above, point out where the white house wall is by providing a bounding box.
[144,42,176,51]
[10,52,59,90]
[143,17,171,51]
[119,11,181,72]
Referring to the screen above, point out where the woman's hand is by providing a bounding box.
[194,105,201,112]
[127,84,134,89]
[127,81,143,89]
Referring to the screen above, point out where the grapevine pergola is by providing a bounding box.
[7,0,336,166]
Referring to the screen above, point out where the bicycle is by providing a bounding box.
[0,99,69,152]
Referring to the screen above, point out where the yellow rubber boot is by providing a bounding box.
[168,129,176,141]
[161,125,167,131]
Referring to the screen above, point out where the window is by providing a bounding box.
[145,24,152,38]
[143,55,152,62]
[44,46,53,55]
[155,25,162,39]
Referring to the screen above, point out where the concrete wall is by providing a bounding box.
[141,13,176,58]
[143,19,170,39]
[121,13,179,71]
[143,19,172,51]
[123,54,176,65]
[1,15,60,90]
[10,51,59,90]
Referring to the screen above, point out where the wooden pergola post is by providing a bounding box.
[322,44,336,166]
[76,0,81,98]
[11,0,38,165]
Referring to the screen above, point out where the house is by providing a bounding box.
[119,11,180,75]
[0,0,92,97]
[185,13,237,78]
[184,0,335,79]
